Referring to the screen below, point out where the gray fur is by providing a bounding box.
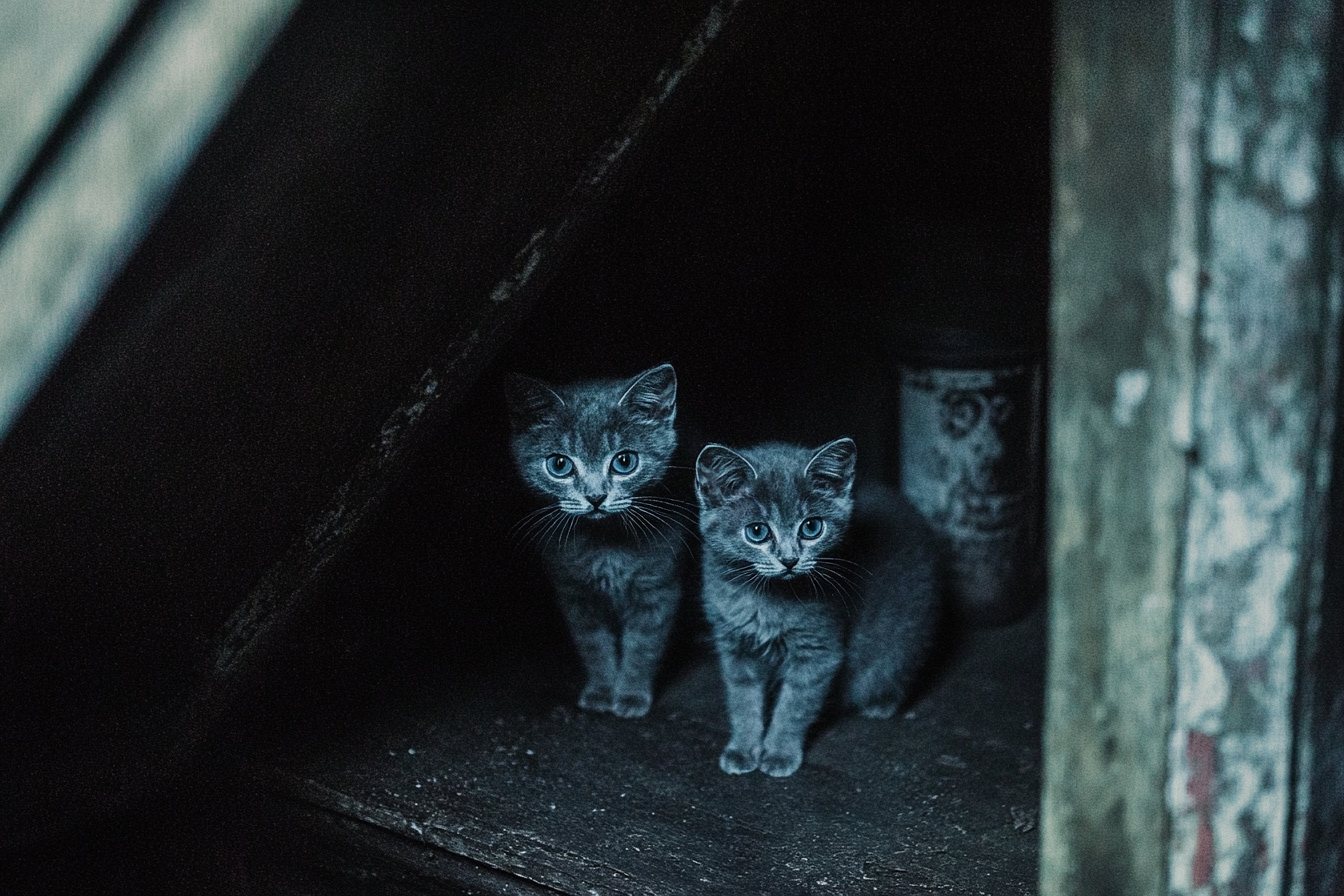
[506,364,691,718]
[696,439,939,776]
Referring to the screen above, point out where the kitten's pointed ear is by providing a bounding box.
[505,373,564,432]
[806,438,857,497]
[619,363,677,425]
[696,443,755,506]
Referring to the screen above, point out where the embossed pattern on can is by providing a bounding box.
[899,364,1040,623]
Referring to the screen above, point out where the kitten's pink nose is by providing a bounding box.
[781,556,799,570]
[586,494,607,509]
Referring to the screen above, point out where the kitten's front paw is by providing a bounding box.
[611,691,652,718]
[577,683,615,714]
[759,746,804,777]
[719,744,761,774]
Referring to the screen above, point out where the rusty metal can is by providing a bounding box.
[895,323,1043,626]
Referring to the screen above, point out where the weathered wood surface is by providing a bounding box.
[1166,3,1340,894]
[189,0,745,758]
[237,617,1044,896]
[1046,1,1343,894]
[1043,2,1189,893]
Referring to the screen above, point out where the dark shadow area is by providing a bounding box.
[217,3,1051,893]
[1,1,1050,893]
[267,0,1051,683]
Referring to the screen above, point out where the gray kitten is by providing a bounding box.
[695,438,939,776]
[506,364,690,718]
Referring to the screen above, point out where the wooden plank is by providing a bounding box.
[1041,2,1191,893]
[0,0,299,438]
[0,0,740,851]
[238,616,1045,895]
[1165,2,1339,894]
[0,0,136,204]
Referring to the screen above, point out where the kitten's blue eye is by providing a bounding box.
[744,522,771,544]
[610,451,639,475]
[544,454,574,478]
[799,517,825,540]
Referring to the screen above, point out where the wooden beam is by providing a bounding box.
[0,0,300,439]
[0,1,137,203]
[182,1,747,758]
[1043,1,1188,892]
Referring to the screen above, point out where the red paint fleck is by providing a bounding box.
[1194,824,1215,889]
[1187,730,1218,888]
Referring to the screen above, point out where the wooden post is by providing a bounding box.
[1044,1,1342,894]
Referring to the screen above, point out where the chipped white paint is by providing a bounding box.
[491,229,548,304]
[0,0,301,442]
[1112,368,1150,427]
[1170,391,1195,452]
[1177,624,1229,734]
[1238,5,1265,43]
[1207,76,1244,169]
[590,136,632,184]
[379,371,439,453]
[1268,122,1321,208]
[1167,266,1198,318]
[1166,2,1337,895]
[1232,549,1293,660]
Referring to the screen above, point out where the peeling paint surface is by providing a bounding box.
[1166,2,1338,894]
[1113,369,1151,427]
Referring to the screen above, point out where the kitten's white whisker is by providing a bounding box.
[818,556,873,577]
[634,505,698,553]
[811,566,862,613]
[510,505,559,539]
[816,563,868,604]
[540,511,573,552]
[626,507,663,547]
[510,504,555,527]
[631,496,699,529]
[618,512,643,545]
[557,513,576,550]
[523,524,550,553]
[514,507,566,551]
[625,502,696,556]
[636,494,697,509]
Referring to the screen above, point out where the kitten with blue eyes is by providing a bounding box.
[506,364,692,718]
[695,438,939,776]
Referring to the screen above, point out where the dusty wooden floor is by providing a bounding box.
[228,604,1044,895]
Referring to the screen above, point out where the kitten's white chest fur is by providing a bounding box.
[707,581,831,653]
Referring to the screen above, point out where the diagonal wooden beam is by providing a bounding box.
[0,0,300,440]
[177,0,745,766]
